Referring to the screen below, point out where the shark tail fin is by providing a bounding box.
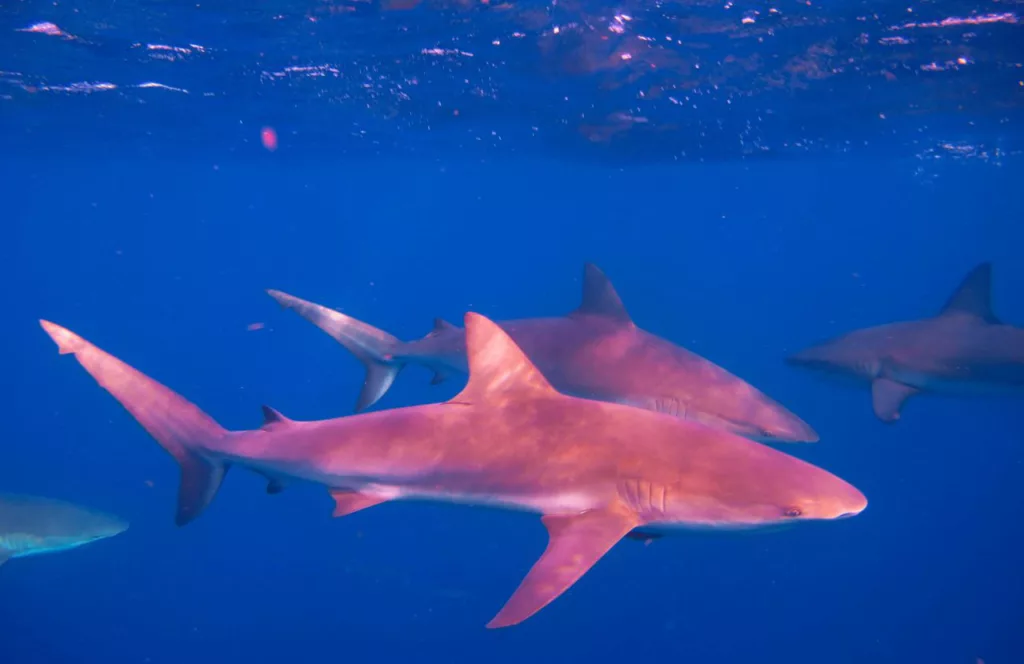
[40,320,229,527]
[266,290,405,412]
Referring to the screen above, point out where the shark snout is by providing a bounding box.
[833,486,868,520]
[764,412,820,444]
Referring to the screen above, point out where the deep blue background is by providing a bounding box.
[2,155,1022,663]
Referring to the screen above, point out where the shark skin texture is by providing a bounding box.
[40,313,865,628]
[0,493,127,566]
[787,262,1024,423]
[266,263,818,444]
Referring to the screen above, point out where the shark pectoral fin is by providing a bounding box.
[329,489,389,518]
[487,507,638,629]
[0,550,10,566]
[871,378,919,423]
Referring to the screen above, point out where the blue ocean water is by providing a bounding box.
[2,2,1022,663]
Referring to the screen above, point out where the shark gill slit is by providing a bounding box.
[618,478,669,519]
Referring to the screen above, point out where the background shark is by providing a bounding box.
[266,263,818,443]
[786,262,1024,422]
[0,493,128,566]
[40,313,864,628]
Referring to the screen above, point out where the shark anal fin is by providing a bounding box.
[939,262,1001,324]
[329,489,389,518]
[871,378,919,423]
[451,314,556,404]
[487,507,638,629]
[571,263,633,325]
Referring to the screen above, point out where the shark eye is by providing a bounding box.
[783,507,803,518]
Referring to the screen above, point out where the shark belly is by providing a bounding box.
[888,367,1024,396]
[343,483,605,516]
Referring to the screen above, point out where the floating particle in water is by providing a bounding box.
[261,126,278,151]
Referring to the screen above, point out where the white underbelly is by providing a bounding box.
[349,483,601,516]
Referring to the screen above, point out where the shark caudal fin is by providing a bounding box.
[40,321,229,526]
[266,290,405,412]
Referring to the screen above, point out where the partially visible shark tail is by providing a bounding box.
[39,320,229,527]
[266,290,405,412]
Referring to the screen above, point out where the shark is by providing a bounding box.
[0,493,128,566]
[40,313,865,628]
[265,263,819,444]
[786,262,1024,422]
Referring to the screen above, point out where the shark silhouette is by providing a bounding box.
[786,262,1024,422]
[40,313,864,628]
[0,493,127,566]
[266,263,818,443]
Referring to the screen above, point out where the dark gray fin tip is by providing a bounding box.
[355,363,404,412]
[175,454,229,526]
[572,263,633,324]
[940,262,1000,324]
[265,479,286,495]
[430,371,447,385]
[260,405,292,427]
[433,318,457,333]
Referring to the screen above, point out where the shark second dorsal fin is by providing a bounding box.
[432,318,457,333]
[451,313,556,404]
[571,263,633,325]
[939,262,1001,324]
[260,405,294,429]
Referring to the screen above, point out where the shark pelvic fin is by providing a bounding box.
[487,506,639,628]
[939,262,1001,324]
[571,263,633,325]
[266,289,406,413]
[451,313,556,404]
[329,489,389,517]
[871,378,919,423]
[40,320,230,527]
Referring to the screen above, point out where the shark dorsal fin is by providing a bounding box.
[260,405,294,429]
[939,262,1000,324]
[433,318,456,333]
[571,263,633,325]
[451,313,556,404]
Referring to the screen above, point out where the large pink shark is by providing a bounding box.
[787,262,1024,422]
[266,263,818,443]
[40,313,865,628]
